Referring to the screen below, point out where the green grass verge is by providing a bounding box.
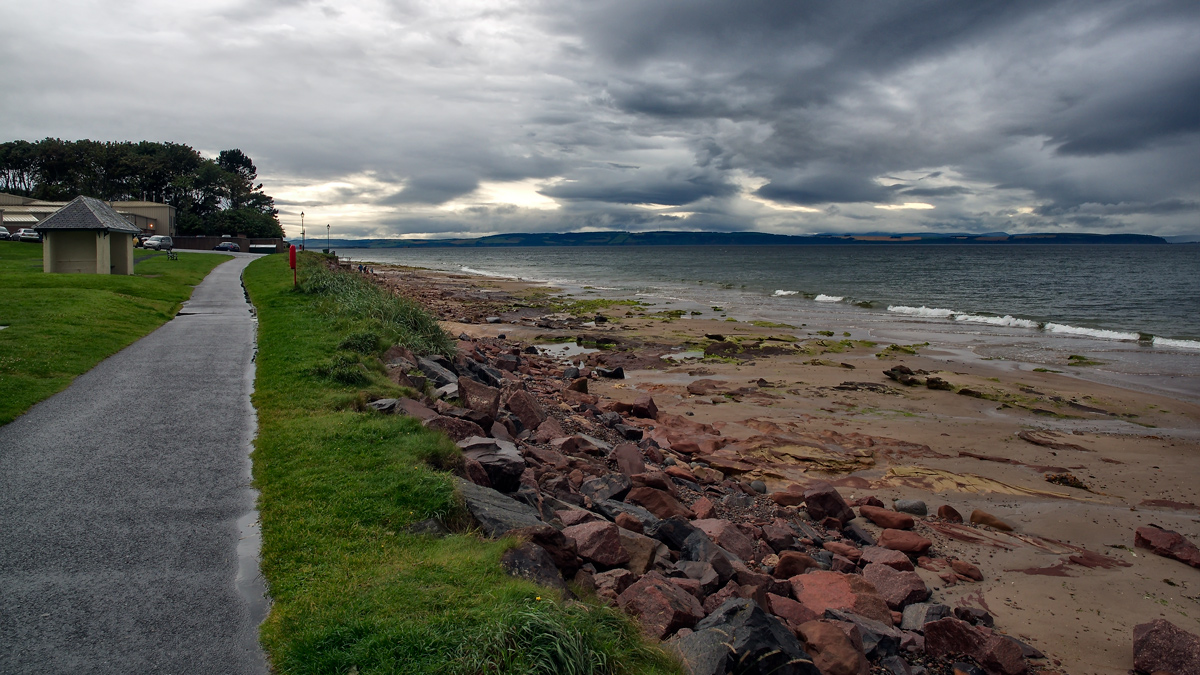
[244,252,681,675]
[0,241,230,425]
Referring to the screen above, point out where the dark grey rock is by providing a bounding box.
[843,519,877,546]
[723,492,754,509]
[894,499,928,516]
[501,542,573,598]
[455,477,543,537]
[613,424,643,441]
[434,382,459,399]
[749,480,767,494]
[368,398,399,413]
[675,560,721,595]
[824,608,903,658]
[694,598,821,675]
[680,531,735,583]
[563,366,580,380]
[580,473,632,502]
[880,655,913,675]
[954,606,994,627]
[596,366,625,379]
[664,628,730,675]
[463,358,505,388]
[458,436,525,493]
[592,499,660,529]
[901,603,951,632]
[597,411,622,427]
[407,517,450,537]
[647,516,701,550]
[418,357,458,387]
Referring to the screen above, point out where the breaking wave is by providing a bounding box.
[1151,337,1200,350]
[773,290,800,296]
[460,266,517,279]
[954,313,1040,329]
[887,305,957,318]
[814,294,844,302]
[1043,323,1140,341]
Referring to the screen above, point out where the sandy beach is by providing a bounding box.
[377,263,1200,674]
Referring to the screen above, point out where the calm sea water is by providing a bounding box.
[342,244,1200,398]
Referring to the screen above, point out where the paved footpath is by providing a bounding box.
[1,254,268,674]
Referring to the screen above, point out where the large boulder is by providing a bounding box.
[861,546,915,571]
[860,505,915,530]
[507,524,582,576]
[423,415,486,442]
[457,436,525,493]
[418,356,457,387]
[500,543,572,598]
[505,389,547,430]
[611,443,646,476]
[579,473,633,503]
[1135,525,1200,568]
[877,529,933,554]
[617,571,706,639]
[618,527,668,576]
[774,551,823,578]
[562,520,630,567]
[862,563,930,609]
[823,608,902,659]
[690,598,822,675]
[647,516,702,550]
[797,620,870,675]
[804,484,854,524]
[631,395,659,419]
[789,570,893,625]
[1133,619,1200,675]
[626,486,695,520]
[692,518,756,562]
[458,376,500,418]
[924,617,1028,675]
[900,603,951,632]
[455,477,543,537]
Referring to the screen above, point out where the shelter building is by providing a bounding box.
[0,192,175,237]
[35,196,141,274]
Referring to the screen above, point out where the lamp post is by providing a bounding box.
[326,223,330,252]
[300,211,305,250]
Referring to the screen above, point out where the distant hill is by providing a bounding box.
[317,230,1169,248]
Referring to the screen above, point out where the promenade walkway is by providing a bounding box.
[0,254,267,674]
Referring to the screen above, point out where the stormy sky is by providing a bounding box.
[3,0,1199,238]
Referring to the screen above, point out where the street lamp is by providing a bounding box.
[326,223,330,252]
[300,211,305,250]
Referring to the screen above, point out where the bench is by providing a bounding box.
[166,250,178,260]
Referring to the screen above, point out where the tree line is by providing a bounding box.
[0,138,283,237]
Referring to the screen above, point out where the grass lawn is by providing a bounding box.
[244,252,680,675]
[0,241,230,425]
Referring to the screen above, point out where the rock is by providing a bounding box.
[823,608,903,658]
[501,543,572,598]
[926,376,954,391]
[613,423,644,441]
[610,443,646,476]
[631,395,659,419]
[532,417,565,443]
[830,555,857,573]
[580,473,633,502]
[823,540,862,562]
[614,511,643,533]
[860,505,915,530]
[396,397,438,421]
[863,564,931,610]
[1133,619,1200,675]
[880,655,913,675]
[675,560,720,593]
[598,411,622,428]
[893,499,928,516]
[463,457,492,488]
[804,483,855,524]
[457,376,501,418]
[877,529,933,554]
[408,517,450,537]
[767,592,820,629]
[647,516,701,550]
[693,518,756,562]
[594,499,661,531]
[630,470,676,494]
[368,397,399,413]
[664,626,733,675]
[509,524,583,575]
[953,607,994,627]
[951,559,983,581]
[618,527,667,575]
[789,570,893,626]
[970,509,1014,532]
[566,376,588,393]
[557,508,602,526]
[563,520,631,567]
[770,490,807,507]
[750,480,767,494]
[455,477,543,537]
[418,356,457,387]
[691,496,717,520]
[593,568,637,596]
[925,616,1026,675]
[596,366,625,379]
[504,389,547,429]
[693,598,822,675]
[626,486,695,520]
[937,505,964,523]
[618,571,706,639]
[1135,525,1200,568]
[762,523,797,552]
[978,635,1029,675]
[797,620,870,675]
[458,436,526,493]
[843,521,878,547]
[774,551,822,578]
[681,531,736,583]
[861,546,915,571]
[900,603,951,632]
[423,415,486,442]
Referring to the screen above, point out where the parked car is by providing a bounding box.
[0,230,11,241]
[143,235,173,251]
[213,242,241,252]
[15,228,41,242]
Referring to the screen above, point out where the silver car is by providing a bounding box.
[143,235,173,251]
[16,228,41,242]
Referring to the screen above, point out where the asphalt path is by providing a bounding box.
[0,253,268,674]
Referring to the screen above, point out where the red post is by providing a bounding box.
[289,245,297,288]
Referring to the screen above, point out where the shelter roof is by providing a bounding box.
[34,196,141,234]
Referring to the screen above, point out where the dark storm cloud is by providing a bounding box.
[2,0,1199,236]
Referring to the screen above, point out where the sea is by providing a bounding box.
[339,245,1200,402]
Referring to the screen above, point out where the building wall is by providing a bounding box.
[113,202,176,236]
[45,230,104,274]
[110,232,134,275]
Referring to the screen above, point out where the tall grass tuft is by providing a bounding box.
[298,254,454,357]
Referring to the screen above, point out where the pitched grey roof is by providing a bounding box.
[34,196,141,234]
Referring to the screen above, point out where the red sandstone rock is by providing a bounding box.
[773,551,821,579]
[691,496,716,519]
[562,521,630,567]
[862,563,931,610]
[557,509,602,526]
[823,540,862,562]
[1133,619,1200,675]
[789,570,893,625]
[860,546,915,571]
[798,620,871,675]
[423,415,486,442]
[803,483,855,523]
[505,389,547,430]
[631,395,659,419]
[970,509,1014,532]
[566,377,588,393]
[625,486,695,520]
[1135,525,1200,568]
[769,491,806,507]
[533,417,566,443]
[611,443,646,476]
[458,376,500,417]
[951,559,984,581]
[938,504,964,523]
[463,457,492,488]
[767,592,818,629]
[615,512,643,533]
[618,571,706,639]
[761,523,796,552]
[860,505,915,530]
[877,528,933,554]
[693,518,756,561]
